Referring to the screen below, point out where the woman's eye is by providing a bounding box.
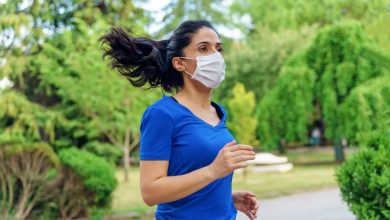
[217,47,224,52]
[199,47,208,53]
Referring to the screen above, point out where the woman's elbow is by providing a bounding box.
[142,196,157,207]
[141,187,158,206]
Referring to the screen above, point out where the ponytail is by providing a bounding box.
[100,21,217,93]
[100,27,170,89]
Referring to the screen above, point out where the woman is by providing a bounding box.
[100,20,259,220]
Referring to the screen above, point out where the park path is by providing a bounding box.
[236,187,356,220]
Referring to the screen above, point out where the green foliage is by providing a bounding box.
[336,132,390,219]
[0,0,156,162]
[339,75,390,146]
[216,25,315,103]
[0,143,118,219]
[365,13,390,51]
[227,82,259,148]
[50,147,118,219]
[30,19,159,157]
[1,0,149,80]
[360,130,390,151]
[0,141,60,219]
[257,54,316,149]
[0,91,67,143]
[255,89,280,150]
[58,148,117,206]
[306,21,390,141]
[231,0,389,31]
[84,141,122,164]
[257,21,390,150]
[89,207,107,220]
[154,0,232,37]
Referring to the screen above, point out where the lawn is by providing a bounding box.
[233,164,339,198]
[109,168,156,219]
[281,146,356,164]
[109,146,356,219]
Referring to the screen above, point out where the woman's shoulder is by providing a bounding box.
[142,96,174,120]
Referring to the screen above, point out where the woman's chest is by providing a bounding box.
[171,122,235,169]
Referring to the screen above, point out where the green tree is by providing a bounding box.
[222,0,390,106]
[1,1,156,181]
[231,0,389,32]
[257,54,316,152]
[339,75,390,146]
[306,22,390,148]
[29,20,159,181]
[216,25,315,103]
[153,0,232,37]
[0,91,67,143]
[1,0,148,83]
[258,22,390,160]
[227,82,259,149]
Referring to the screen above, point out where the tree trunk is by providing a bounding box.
[278,138,287,154]
[123,127,131,182]
[333,139,345,162]
[123,146,130,182]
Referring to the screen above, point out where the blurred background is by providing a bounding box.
[1,0,389,219]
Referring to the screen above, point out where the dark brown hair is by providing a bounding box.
[99,20,218,93]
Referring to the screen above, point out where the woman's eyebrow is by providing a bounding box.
[196,41,222,46]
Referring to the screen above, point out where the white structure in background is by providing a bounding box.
[237,153,293,173]
[0,77,14,91]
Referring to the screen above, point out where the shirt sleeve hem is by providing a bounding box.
[140,156,171,160]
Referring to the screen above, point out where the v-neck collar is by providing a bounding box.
[165,95,225,129]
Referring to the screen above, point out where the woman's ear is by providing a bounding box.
[172,57,186,72]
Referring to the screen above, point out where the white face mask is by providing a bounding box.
[180,52,226,88]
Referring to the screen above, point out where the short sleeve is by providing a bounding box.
[140,106,174,160]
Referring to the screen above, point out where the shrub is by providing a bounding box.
[57,148,117,219]
[336,130,390,219]
[227,82,259,148]
[83,141,122,164]
[0,141,60,220]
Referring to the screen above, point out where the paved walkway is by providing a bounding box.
[236,187,356,220]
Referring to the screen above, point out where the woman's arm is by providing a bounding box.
[140,140,255,206]
[140,160,214,206]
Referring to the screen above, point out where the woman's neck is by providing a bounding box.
[174,86,213,110]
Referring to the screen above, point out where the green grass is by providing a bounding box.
[109,147,357,218]
[110,167,155,218]
[281,146,356,164]
[233,164,339,198]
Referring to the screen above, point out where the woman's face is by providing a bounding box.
[173,27,223,79]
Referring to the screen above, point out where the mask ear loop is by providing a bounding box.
[183,70,194,78]
[179,57,197,78]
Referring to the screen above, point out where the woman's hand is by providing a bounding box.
[233,191,259,220]
[207,140,255,179]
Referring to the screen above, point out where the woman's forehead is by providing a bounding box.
[190,27,221,45]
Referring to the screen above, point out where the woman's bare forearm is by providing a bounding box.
[140,142,255,206]
[141,165,216,206]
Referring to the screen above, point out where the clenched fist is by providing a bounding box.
[207,140,256,179]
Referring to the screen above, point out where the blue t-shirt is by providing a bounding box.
[140,95,237,220]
